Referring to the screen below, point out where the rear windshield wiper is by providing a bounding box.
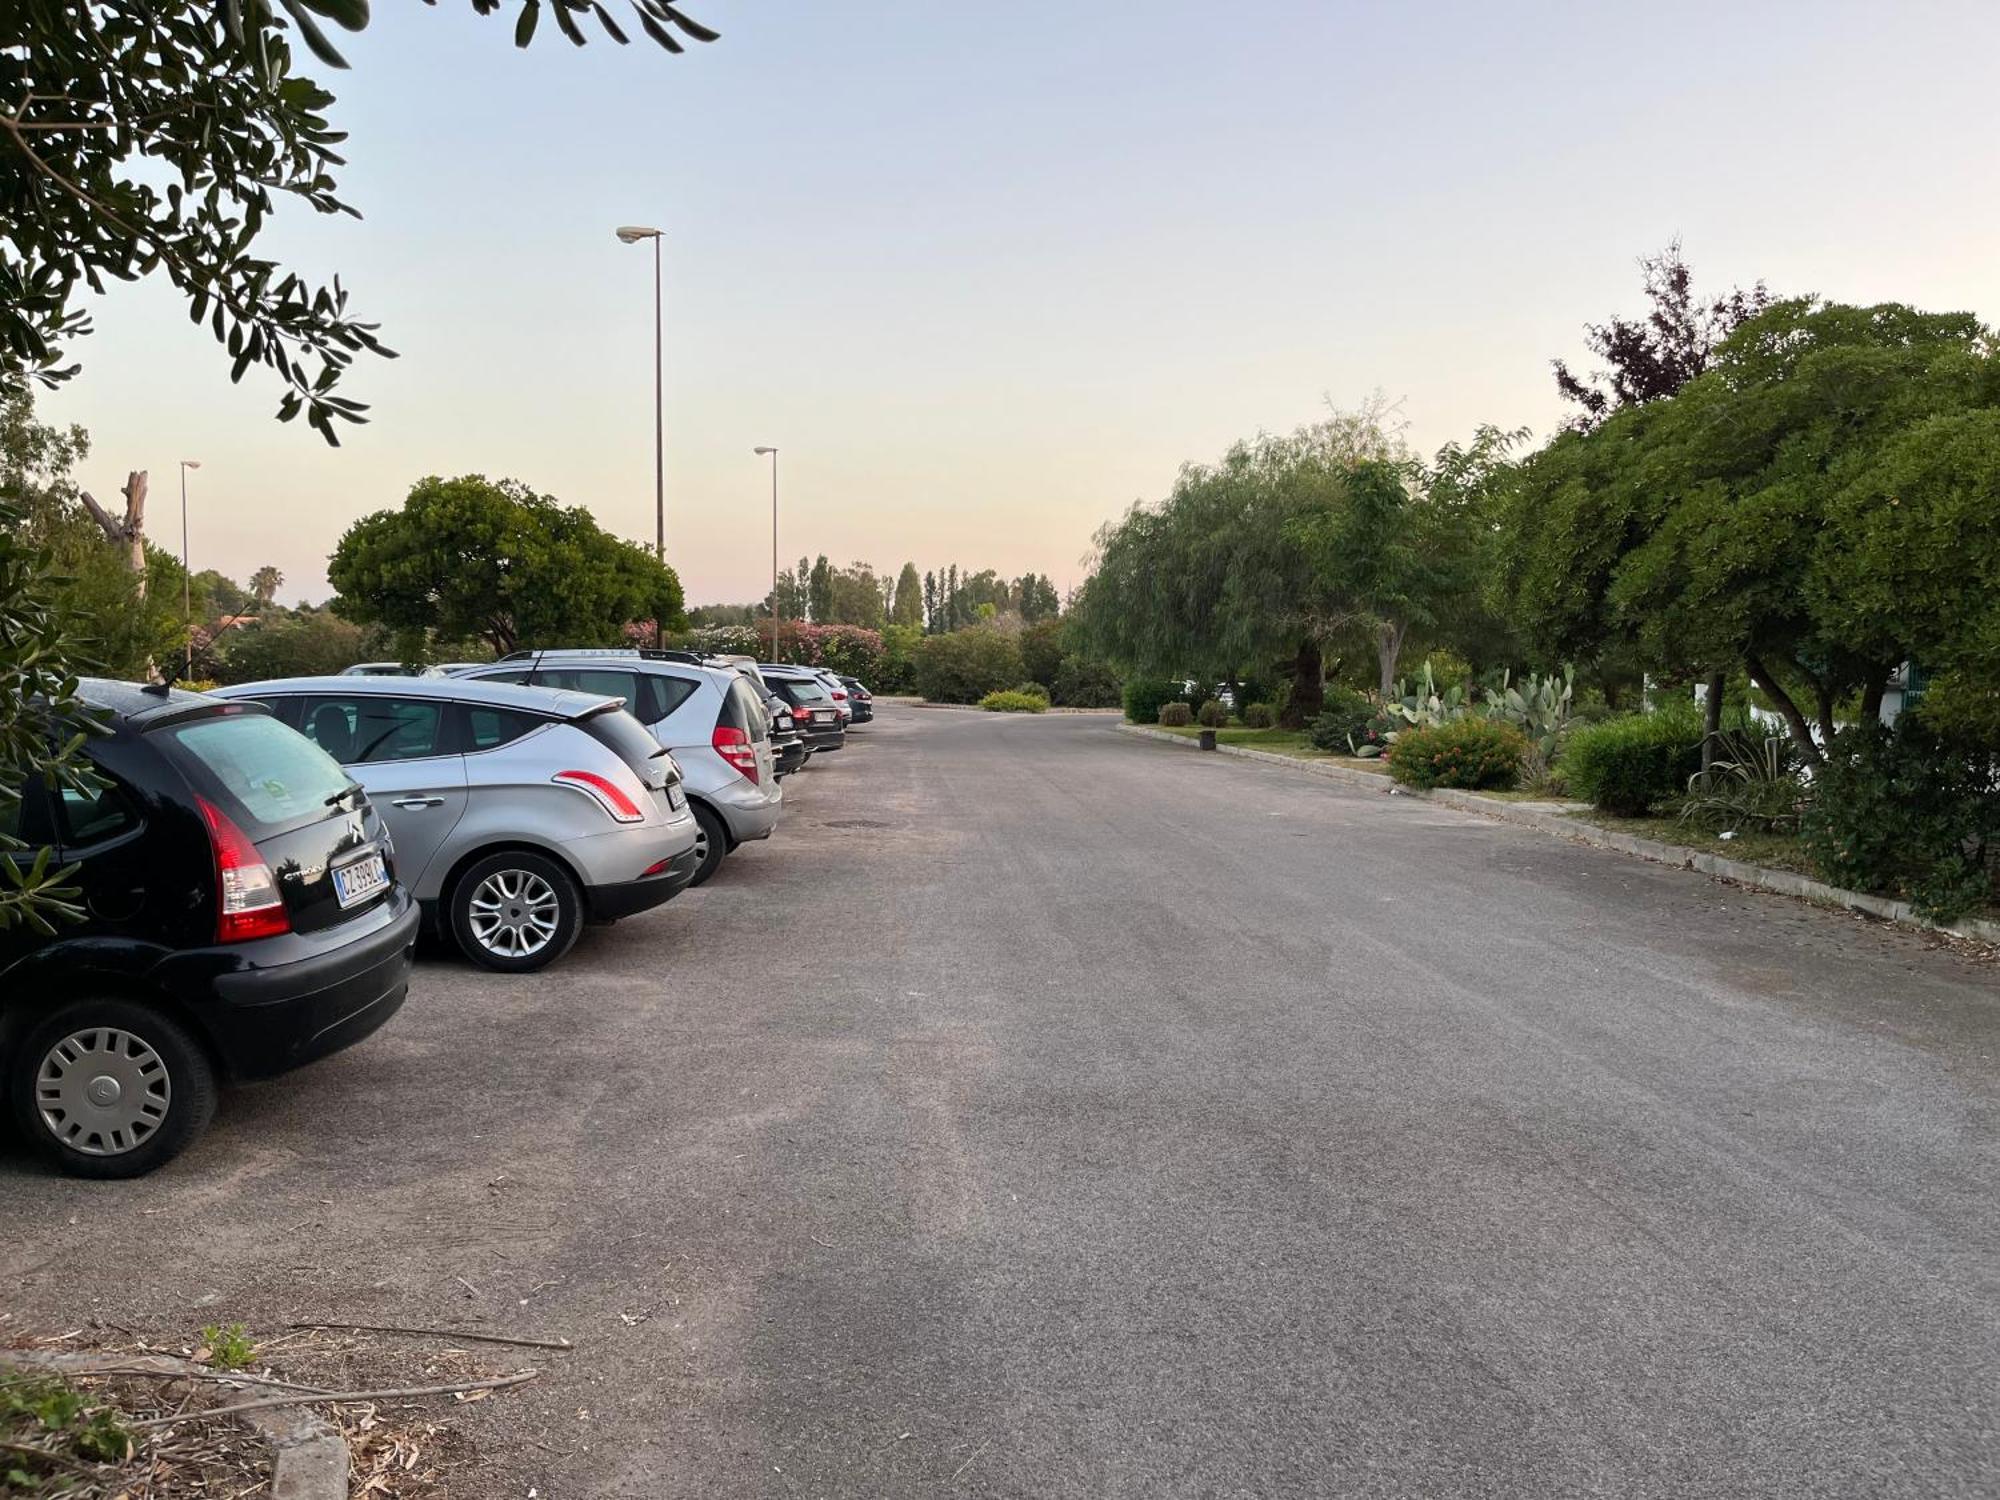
[325,781,364,808]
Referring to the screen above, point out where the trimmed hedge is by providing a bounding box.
[1387,717,1526,790]
[1158,701,1194,727]
[1560,704,1705,815]
[1241,702,1276,729]
[1197,699,1228,727]
[980,689,1050,713]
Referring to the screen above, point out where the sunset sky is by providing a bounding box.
[38,0,2000,608]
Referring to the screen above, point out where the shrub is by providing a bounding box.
[875,623,922,694]
[1018,619,1064,690]
[1158,701,1193,727]
[1387,717,1527,790]
[1677,731,1805,834]
[1124,678,1183,724]
[1560,704,1705,816]
[1802,719,1998,922]
[913,628,1024,704]
[1010,681,1051,700]
[1306,685,1377,753]
[1241,702,1276,729]
[980,689,1049,713]
[1197,699,1228,727]
[1052,655,1121,708]
[1418,649,1474,692]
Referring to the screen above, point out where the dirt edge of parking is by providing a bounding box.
[1117,721,2000,952]
[2,1349,345,1500]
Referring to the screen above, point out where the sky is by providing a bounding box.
[38,0,2000,608]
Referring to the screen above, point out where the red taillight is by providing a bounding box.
[831,690,848,701]
[197,795,290,943]
[641,856,674,877]
[551,769,645,823]
[712,724,760,784]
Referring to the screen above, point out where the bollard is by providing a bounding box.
[1198,728,1218,751]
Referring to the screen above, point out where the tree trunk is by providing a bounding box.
[1745,654,1823,766]
[1860,671,1887,727]
[1699,671,1725,781]
[1813,680,1838,747]
[1375,620,1407,697]
[1279,639,1324,728]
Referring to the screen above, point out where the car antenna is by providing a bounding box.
[141,663,182,697]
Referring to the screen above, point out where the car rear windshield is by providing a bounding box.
[160,710,353,835]
[716,678,769,740]
[578,705,668,778]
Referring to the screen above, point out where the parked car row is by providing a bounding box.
[1,649,880,1178]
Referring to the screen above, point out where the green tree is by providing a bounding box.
[1019,618,1064,689]
[2,0,717,442]
[891,562,924,627]
[3,395,189,677]
[827,560,887,627]
[807,554,834,624]
[1074,401,1409,725]
[328,474,683,657]
[214,606,367,683]
[913,628,1025,704]
[1504,299,2000,764]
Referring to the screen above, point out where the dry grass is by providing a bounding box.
[3,1324,512,1499]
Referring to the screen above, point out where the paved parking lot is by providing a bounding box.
[5,706,1999,1497]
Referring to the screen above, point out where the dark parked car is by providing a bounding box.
[1,681,419,1178]
[836,676,875,723]
[756,666,846,755]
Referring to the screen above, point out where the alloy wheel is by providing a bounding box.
[466,868,562,958]
[34,1027,172,1158]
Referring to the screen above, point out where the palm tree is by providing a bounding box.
[249,565,283,607]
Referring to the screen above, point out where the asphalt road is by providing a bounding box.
[5,706,1998,1498]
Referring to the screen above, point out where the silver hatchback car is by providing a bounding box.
[213,676,700,972]
[457,651,782,886]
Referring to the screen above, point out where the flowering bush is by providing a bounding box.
[1386,717,1526,790]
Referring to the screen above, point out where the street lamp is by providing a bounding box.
[179,459,201,676]
[616,224,665,642]
[754,447,778,661]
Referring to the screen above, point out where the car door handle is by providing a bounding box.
[391,795,447,809]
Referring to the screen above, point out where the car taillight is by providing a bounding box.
[197,795,290,942]
[551,769,645,823]
[831,690,848,701]
[712,724,760,784]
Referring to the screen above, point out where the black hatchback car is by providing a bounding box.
[1,681,419,1178]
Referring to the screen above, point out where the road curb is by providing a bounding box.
[1116,722,2000,946]
[1,1351,348,1500]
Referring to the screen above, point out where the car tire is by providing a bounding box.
[449,850,584,973]
[9,999,218,1179]
[687,802,729,888]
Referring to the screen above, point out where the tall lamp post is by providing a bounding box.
[179,459,201,676]
[615,224,665,641]
[753,447,779,661]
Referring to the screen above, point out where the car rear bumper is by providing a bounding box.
[802,727,845,752]
[847,703,874,722]
[162,889,421,1082]
[588,842,701,919]
[708,776,782,843]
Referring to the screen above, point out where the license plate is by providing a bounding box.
[666,783,686,811]
[332,851,389,908]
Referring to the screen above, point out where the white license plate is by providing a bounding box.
[332,851,389,908]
